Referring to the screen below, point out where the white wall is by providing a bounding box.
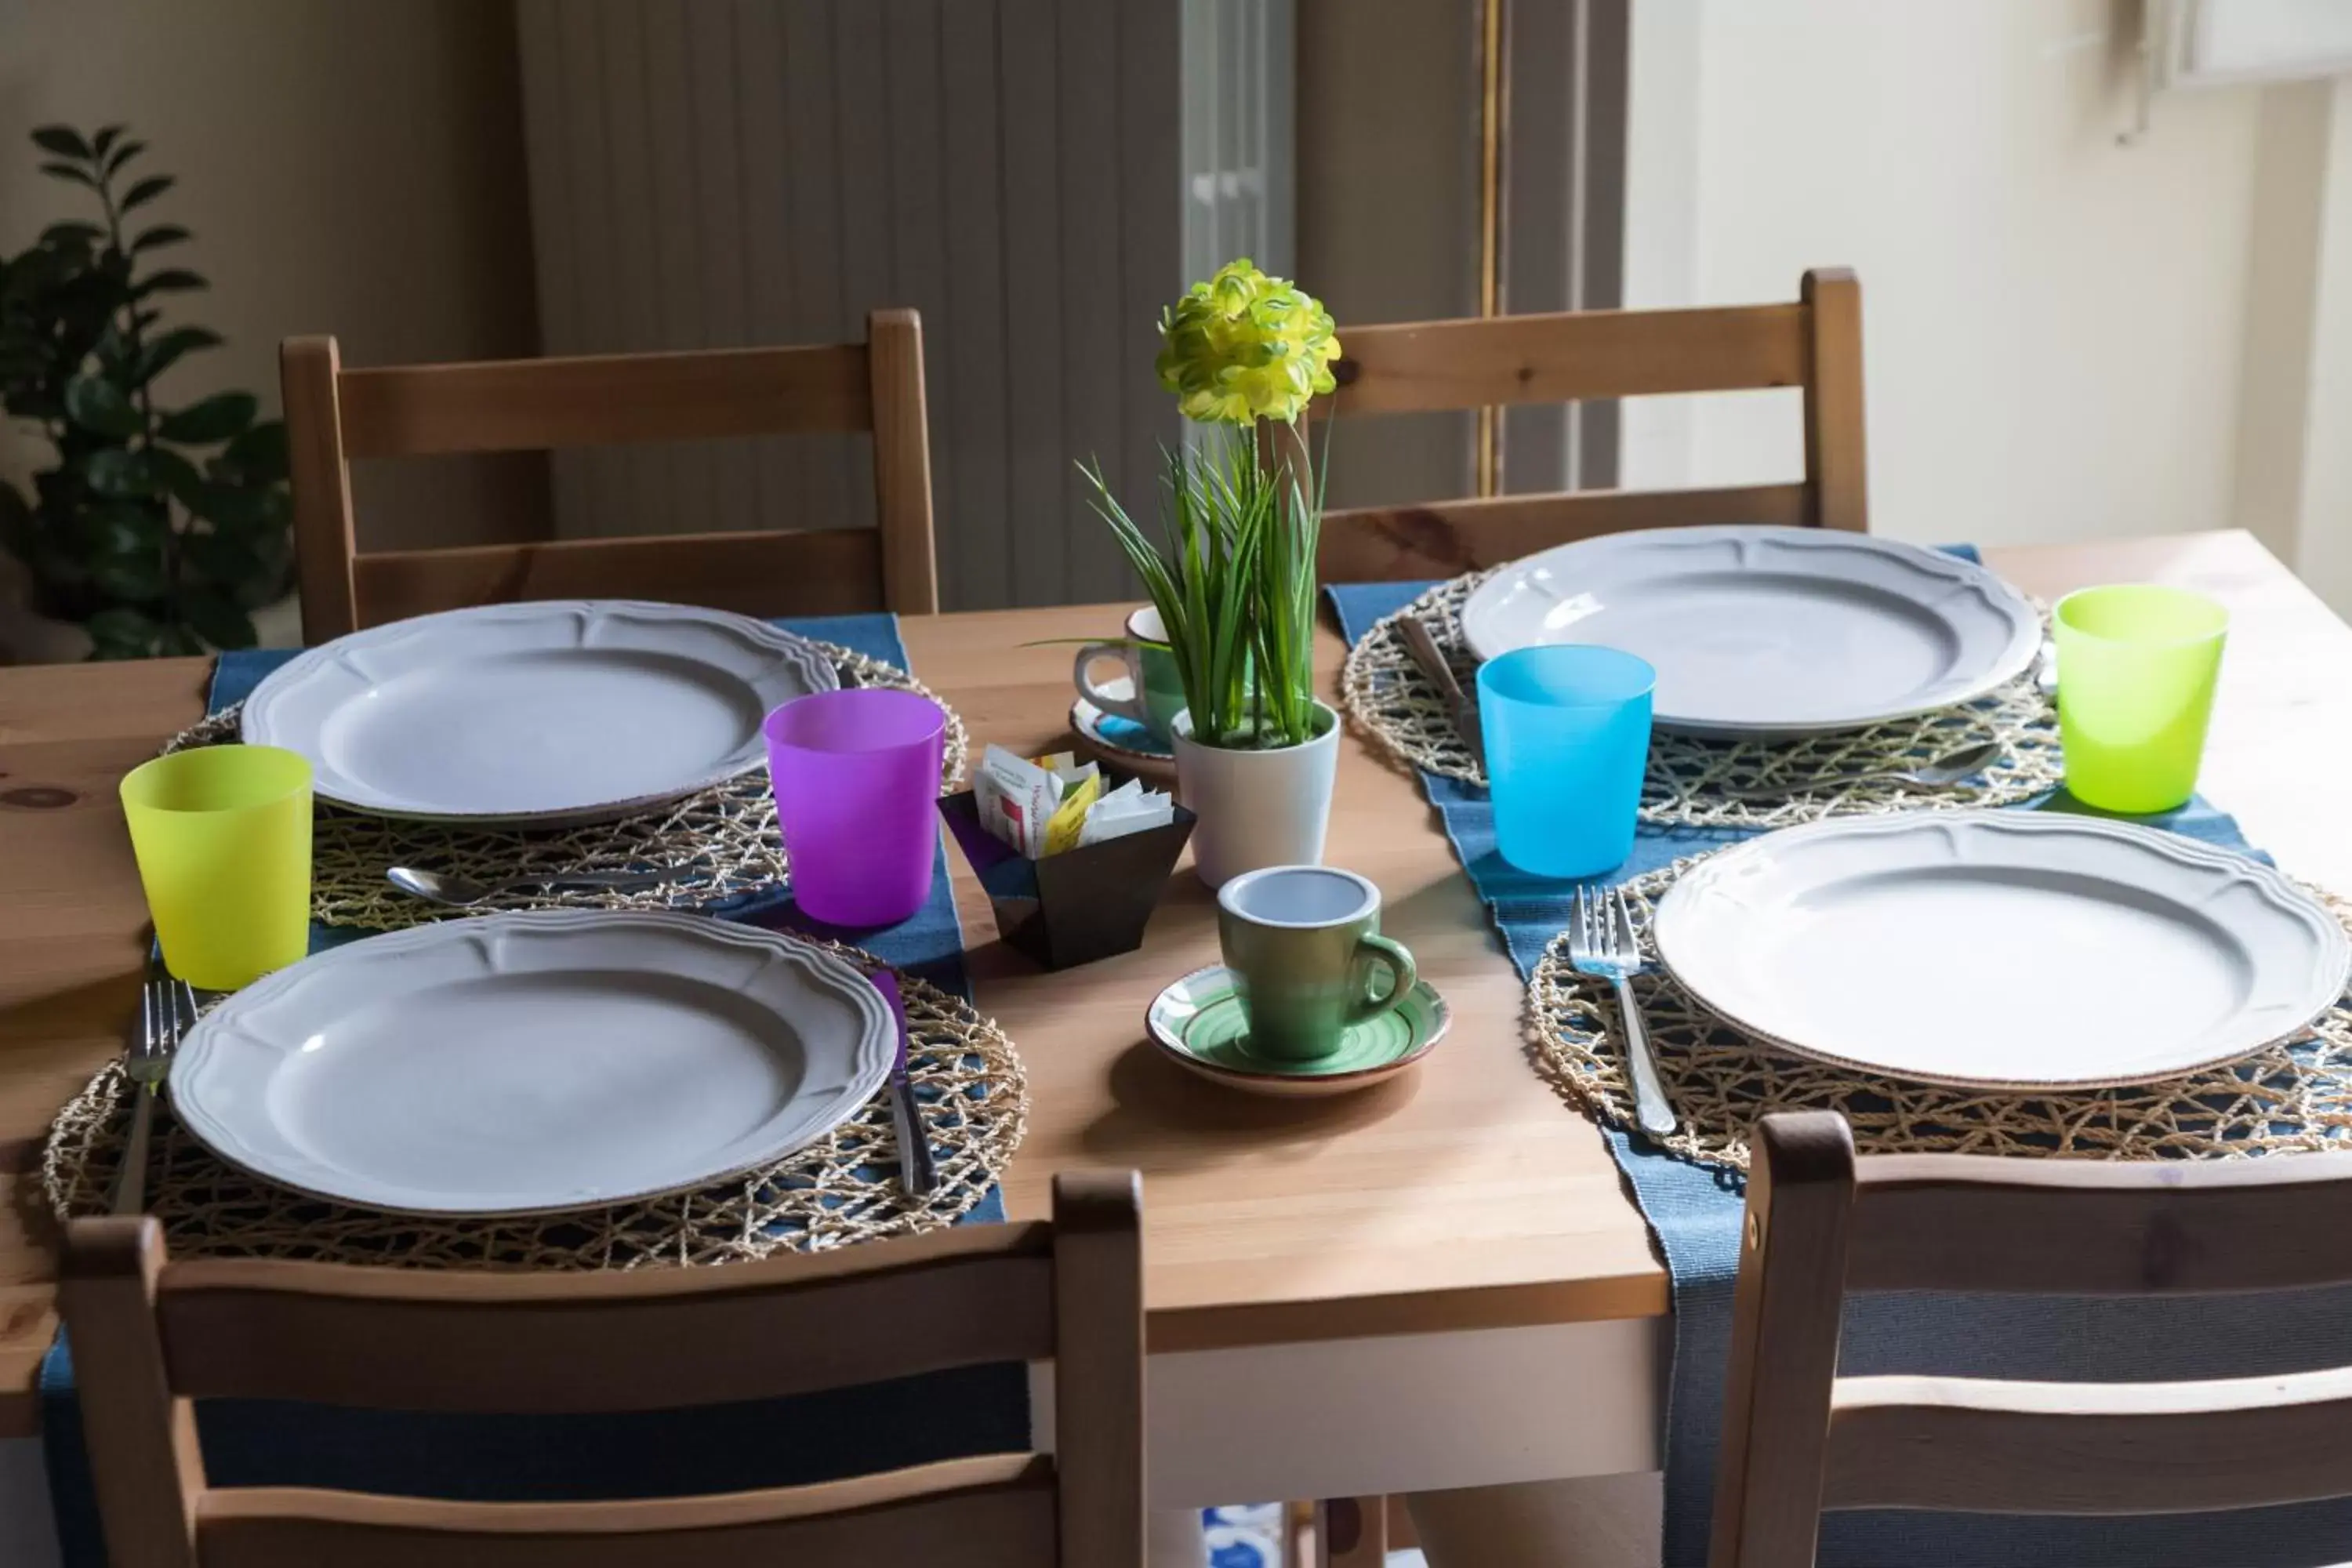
[0,0,544,550]
[1628,0,2270,554]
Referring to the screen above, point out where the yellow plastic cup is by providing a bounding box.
[2053,584,2227,815]
[119,745,314,989]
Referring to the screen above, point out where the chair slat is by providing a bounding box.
[1327,303,1808,416]
[1846,1151,2352,1296]
[1823,1369,2352,1515]
[196,1456,1057,1568]
[337,343,874,458]
[351,527,887,628]
[1319,483,1809,582]
[155,1225,1056,1412]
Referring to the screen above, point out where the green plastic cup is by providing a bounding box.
[2053,584,2227,815]
[120,745,314,989]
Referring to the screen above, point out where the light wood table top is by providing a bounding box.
[2,528,2346,1437]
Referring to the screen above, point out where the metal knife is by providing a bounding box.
[1399,614,1486,766]
[869,969,938,1197]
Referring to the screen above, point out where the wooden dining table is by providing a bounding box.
[4,528,2349,1514]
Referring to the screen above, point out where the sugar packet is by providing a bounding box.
[1076,778,1176,847]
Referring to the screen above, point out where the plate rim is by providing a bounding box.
[1457,525,2043,735]
[168,908,895,1216]
[1144,962,1450,1092]
[1649,810,2352,1091]
[241,599,840,825]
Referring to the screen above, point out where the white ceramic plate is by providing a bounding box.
[242,601,838,824]
[169,910,895,1214]
[1652,811,2350,1089]
[1458,526,2042,735]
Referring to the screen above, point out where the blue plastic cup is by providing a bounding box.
[1478,646,1657,879]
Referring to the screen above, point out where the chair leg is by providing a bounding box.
[1318,1495,1389,1567]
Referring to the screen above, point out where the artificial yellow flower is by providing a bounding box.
[1155,258,1341,426]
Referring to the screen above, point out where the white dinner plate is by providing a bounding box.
[1457,526,2042,735]
[1651,811,2350,1089]
[242,601,837,824]
[169,910,895,1214]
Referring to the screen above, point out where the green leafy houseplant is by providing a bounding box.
[0,123,291,659]
[1083,258,1339,750]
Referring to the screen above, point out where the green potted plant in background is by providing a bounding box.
[0,123,292,662]
[1083,258,1341,887]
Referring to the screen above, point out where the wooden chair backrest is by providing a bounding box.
[1711,1112,2352,1568]
[62,1171,1143,1568]
[1313,267,1867,581]
[282,308,938,643]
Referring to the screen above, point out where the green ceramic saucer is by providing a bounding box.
[1145,964,1450,1098]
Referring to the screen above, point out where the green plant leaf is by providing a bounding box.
[216,420,289,484]
[146,447,205,506]
[85,606,159,660]
[81,499,167,557]
[102,140,145,176]
[134,268,206,298]
[38,220,103,249]
[89,543,166,601]
[31,125,91,159]
[119,173,175,210]
[134,325,223,383]
[64,374,145,437]
[130,224,190,252]
[157,391,255,444]
[83,447,152,497]
[38,161,96,188]
[92,124,126,158]
[180,587,257,651]
[187,478,279,531]
[184,528,260,586]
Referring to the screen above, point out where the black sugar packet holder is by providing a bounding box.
[938,784,1196,970]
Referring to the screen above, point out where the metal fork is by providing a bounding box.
[1567,886,1677,1138]
[115,942,194,1215]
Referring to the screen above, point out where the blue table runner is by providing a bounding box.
[42,612,1026,1565]
[1330,573,2352,1568]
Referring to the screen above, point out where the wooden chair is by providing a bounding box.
[61,1171,1142,1568]
[1714,1112,2352,1568]
[1312,267,1867,581]
[281,309,939,644]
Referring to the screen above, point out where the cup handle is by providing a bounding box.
[1347,933,1419,1027]
[1073,643,1151,724]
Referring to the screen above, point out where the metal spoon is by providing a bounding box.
[387,865,682,907]
[1719,740,2004,802]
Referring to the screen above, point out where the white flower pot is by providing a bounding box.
[1171,701,1340,888]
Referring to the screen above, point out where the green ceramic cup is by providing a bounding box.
[1073,604,1189,745]
[1215,865,1417,1062]
[2053,584,2228,814]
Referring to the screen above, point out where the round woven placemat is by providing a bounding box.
[169,640,969,931]
[42,941,1026,1266]
[1339,572,2065,829]
[1527,856,2352,1173]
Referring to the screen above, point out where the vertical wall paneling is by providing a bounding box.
[940,4,1014,609]
[998,0,1069,604]
[1056,0,1133,604]
[778,0,861,533]
[681,4,761,532]
[1119,1,1185,607]
[1501,0,1627,496]
[728,0,803,530]
[512,0,1250,608]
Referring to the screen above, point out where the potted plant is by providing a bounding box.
[1083,258,1341,887]
[0,123,292,662]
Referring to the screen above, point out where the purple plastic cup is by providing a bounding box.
[764,688,946,927]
